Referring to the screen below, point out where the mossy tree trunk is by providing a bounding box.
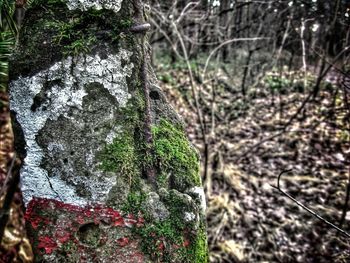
[9,0,208,262]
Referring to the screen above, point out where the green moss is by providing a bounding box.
[152,119,201,191]
[29,0,68,7]
[96,89,146,177]
[121,190,146,215]
[138,220,187,261]
[97,131,137,180]
[41,14,99,56]
[121,187,207,263]
[58,241,80,262]
[136,217,208,262]
[189,226,209,263]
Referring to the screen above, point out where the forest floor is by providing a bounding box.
[155,59,350,263]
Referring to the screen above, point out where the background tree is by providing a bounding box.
[150,0,350,262]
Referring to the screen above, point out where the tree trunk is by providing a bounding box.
[9,0,208,262]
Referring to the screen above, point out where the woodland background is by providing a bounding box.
[149,0,350,262]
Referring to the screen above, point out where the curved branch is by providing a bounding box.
[271,170,350,238]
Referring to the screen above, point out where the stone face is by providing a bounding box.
[10,51,134,206]
[9,0,208,262]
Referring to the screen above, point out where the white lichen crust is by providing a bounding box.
[66,0,123,13]
[189,187,207,215]
[10,50,134,206]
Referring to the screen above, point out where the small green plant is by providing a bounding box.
[63,35,96,56]
[48,20,77,43]
[42,17,97,56]
[264,72,291,92]
[158,72,175,84]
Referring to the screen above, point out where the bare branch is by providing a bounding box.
[271,170,350,238]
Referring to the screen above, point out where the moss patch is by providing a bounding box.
[120,187,207,263]
[96,95,144,186]
[98,132,136,174]
[189,226,209,263]
[11,0,136,78]
[152,119,201,191]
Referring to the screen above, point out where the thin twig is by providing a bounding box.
[271,170,350,238]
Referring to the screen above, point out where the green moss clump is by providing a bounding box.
[138,220,187,261]
[121,190,145,215]
[97,131,137,181]
[122,188,207,263]
[152,119,201,191]
[189,226,209,263]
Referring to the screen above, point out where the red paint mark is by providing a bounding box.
[114,217,125,226]
[183,239,190,247]
[56,231,71,244]
[25,198,130,230]
[25,198,148,260]
[37,236,57,254]
[116,237,129,247]
[157,241,165,251]
[28,216,42,229]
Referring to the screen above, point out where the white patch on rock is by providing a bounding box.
[105,126,122,144]
[66,0,123,13]
[184,212,196,222]
[189,187,206,214]
[143,192,170,221]
[10,50,133,206]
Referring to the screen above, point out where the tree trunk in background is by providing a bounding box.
[219,0,230,62]
[9,0,208,262]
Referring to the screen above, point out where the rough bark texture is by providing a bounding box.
[9,0,208,262]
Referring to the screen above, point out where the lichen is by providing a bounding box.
[152,119,201,191]
[66,0,123,13]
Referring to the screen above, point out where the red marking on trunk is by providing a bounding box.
[37,236,57,254]
[114,217,125,226]
[24,198,147,260]
[183,239,190,247]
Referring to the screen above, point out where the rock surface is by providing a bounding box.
[9,0,208,262]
